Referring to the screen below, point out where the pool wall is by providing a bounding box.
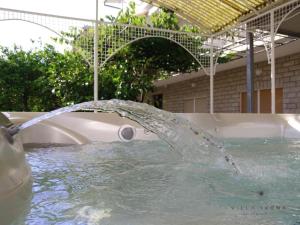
[4,112,300,146]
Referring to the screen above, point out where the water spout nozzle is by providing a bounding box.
[8,126,20,136]
[1,127,13,144]
[0,126,20,145]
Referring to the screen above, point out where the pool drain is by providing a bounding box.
[118,125,136,142]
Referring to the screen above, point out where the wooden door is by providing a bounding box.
[241,91,258,113]
[241,88,283,113]
[260,88,283,113]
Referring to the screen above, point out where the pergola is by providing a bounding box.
[0,0,299,114]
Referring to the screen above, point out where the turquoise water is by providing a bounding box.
[20,138,300,225]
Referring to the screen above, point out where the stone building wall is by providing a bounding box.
[152,52,300,113]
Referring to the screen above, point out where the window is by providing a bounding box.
[241,88,283,113]
[153,94,163,109]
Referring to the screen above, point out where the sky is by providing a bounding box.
[0,0,147,50]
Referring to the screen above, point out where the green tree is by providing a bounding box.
[38,45,93,107]
[0,45,92,111]
[0,46,49,111]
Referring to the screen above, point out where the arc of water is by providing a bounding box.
[17,100,241,174]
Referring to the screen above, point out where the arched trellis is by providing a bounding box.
[96,22,220,75]
[0,19,63,37]
[99,35,215,71]
[92,22,223,113]
[96,34,222,114]
[0,7,95,65]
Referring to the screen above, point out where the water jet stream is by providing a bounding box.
[18,100,240,173]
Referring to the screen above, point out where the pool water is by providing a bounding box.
[18,138,300,225]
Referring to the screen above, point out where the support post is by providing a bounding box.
[210,38,214,114]
[270,10,276,114]
[94,0,99,102]
[246,32,254,113]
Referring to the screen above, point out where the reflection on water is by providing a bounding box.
[20,139,300,225]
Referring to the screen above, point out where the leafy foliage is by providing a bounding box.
[0,45,92,111]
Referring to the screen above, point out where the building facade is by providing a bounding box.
[151,41,300,114]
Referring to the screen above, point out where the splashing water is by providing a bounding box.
[19,100,240,173]
[75,206,112,225]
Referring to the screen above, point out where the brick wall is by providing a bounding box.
[152,52,300,113]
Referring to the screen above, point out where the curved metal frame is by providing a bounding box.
[97,21,214,75]
[274,5,300,35]
[0,19,63,37]
[100,35,205,71]
[0,18,94,65]
[0,8,95,66]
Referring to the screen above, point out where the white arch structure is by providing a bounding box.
[96,23,217,71]
[0,0,300,114]
[0,7,97,64]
